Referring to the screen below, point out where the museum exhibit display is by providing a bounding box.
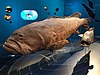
[0,0,100,75]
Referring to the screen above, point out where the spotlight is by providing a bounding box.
[44,6,48,11]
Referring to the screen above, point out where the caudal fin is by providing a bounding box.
[83,18,91,30]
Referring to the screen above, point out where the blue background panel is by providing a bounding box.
[0,0,64,43]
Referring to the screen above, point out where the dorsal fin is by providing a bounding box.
[48,12,81,19]
[48,16,61,19]
[70,12,81,18]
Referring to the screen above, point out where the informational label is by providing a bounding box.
[21,10,38,20]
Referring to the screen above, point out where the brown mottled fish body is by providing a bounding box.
[3,12,91,54]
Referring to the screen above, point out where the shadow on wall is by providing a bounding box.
[72,51,94,75]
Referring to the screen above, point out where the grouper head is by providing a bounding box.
[3,26,44,55]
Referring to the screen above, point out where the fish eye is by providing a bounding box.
[16,33,18,35]
[19,34,23,37]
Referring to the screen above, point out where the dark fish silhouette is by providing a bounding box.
[95,19,100,22]
[87,0,94,9]
[82,4,100,22]
[82,4,96,19]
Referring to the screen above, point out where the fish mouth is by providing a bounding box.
[3,44,18,53]
[3,39,21,54]
[81,41,90,46]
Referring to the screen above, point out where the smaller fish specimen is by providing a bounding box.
[79,28,94,46]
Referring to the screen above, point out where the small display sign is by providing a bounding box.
[21,10,38,20]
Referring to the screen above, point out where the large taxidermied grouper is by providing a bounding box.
[3,12,91,55]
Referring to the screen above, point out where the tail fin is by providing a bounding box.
[83,18,91,30]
